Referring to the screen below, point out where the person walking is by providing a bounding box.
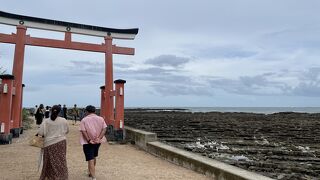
[38,105,69,180]
[79,108,85,121]
[79,105,107,180]
[63,104,68,120]
[35,104,45,126]
[58,104,64,117]
[72,104,79,125]
[44,106,50,119]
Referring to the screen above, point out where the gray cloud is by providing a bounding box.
[185,45,258,59]
[258,27,320,51]
[66,58,320,98]
[68,73,97,77]
[24,86,42,92]
[65,58,205,96]
[66,61,135,76]
[207,73,290,96]
[145,55,191,67]
[292,83,320,97]
[205,67,320,97]
[67,61,104,74]
[291,67,320,97]
[117,66,209,96]
[65,61,114,83]
[114,63,131,69]
[116,56,210,96]
[151,84,212,96]
[298,67,320,81]
[136,67,175,75]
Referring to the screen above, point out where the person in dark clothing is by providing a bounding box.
[58,104,64,117]
[35,104,45,125]
[44,106,50,118]
[63,104,68,120]
[79,108,86,121]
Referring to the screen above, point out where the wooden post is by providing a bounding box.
[114,79,126,130]
[0,75,14,144]
[100,86,106,121]
[104,36,115,126]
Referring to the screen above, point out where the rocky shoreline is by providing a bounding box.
[125,109,320,180]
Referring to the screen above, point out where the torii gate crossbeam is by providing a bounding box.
[0,32,135,54]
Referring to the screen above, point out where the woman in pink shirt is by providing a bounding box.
[79,105,107,180]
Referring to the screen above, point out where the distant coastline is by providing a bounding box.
[24,106,320,114]
[125,107,320,114]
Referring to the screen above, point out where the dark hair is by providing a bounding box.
[85,105,96,113]
[50,105,61,121]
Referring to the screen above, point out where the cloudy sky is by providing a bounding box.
[1,0,320,107]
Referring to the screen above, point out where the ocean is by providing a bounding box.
[185,107,320,114]
[126,107,320,114]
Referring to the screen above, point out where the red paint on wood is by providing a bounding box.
[104,36,114,126]
[0,78,14,134]
[65,32,72,42]
[114,81,125,129]
[19,84,25,128]
[100,87,106,121]
[0,33,16,44]
[26,36,106,52]
[112,45,135,55]
[11,26,26,130]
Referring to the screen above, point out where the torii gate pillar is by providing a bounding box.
[104,36,115,125]
[114,79,126,130]
[11,26,26,137]
[103,79,126,141]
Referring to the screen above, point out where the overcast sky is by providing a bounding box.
[1,0,320,107]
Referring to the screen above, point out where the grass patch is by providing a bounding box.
[22,108,33,130]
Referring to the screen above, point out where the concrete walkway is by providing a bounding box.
[0,119,211,180]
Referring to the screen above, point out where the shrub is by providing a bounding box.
[22,108,33,130]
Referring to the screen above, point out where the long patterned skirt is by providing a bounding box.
[40,140,68,180]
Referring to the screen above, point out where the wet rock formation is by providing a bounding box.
[125,110,320,180]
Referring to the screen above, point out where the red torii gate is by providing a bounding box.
[0,11,138,143]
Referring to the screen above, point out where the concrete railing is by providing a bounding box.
[125,126,157,150]
[124,126,274,180]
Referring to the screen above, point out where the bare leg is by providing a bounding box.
[88,159,95,178]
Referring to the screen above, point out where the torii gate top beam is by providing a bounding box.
[0,11,138,40]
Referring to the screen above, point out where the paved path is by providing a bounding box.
[0,119,211,180]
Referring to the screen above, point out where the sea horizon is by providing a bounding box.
[124,106,320,114]
[24,106,320,114]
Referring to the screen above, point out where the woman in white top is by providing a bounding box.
[38,105,69,180]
